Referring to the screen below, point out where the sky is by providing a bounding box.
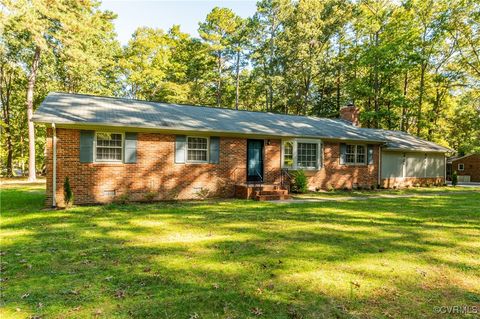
[100,0,258,45]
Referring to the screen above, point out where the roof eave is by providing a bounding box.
[383,147,450,153]
[32,119,386,144]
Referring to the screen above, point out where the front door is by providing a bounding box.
[247,139,264,182]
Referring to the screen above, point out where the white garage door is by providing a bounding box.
[381,151,445,179]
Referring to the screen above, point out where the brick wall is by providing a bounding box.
[45,129,248,206]
[46,130,381,206]
[452,155,480,182]
[305,142,379,190]
[45,128,397,206]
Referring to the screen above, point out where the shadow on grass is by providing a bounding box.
[1,187,479,318]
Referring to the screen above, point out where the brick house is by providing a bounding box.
[447,154,480,182]
[33,93,450,207]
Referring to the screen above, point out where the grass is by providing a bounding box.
[1,184,479,318]
[292,186,480,199]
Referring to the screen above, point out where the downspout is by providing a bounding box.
[378,145,382,187]
[444,154,447,184]
[52,123,57,207]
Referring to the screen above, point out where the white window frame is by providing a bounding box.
[94,131,124,163]
[458,163,464,171]
[281,139,322,170]
[282,140,294,168]
[344,144,367,165]
[186,136,209,163]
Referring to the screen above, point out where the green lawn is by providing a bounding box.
[1,184,479,318]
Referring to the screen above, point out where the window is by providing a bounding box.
[283,141,294,167]
[282,139,321,170]
[95,132,123,162]
[298,143,318,168]
[344,144,366,165]
[187,137,208,162]
[458,163,464,171]
[356,145,366,163]
[346,144,356,164]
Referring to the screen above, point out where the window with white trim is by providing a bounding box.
[298,143,318,168]
[187,137,208,162]
[282,139,321,170]
[283,141,294,168]
[95,132,123,162]
[458,163,464,171]
[345,144,366,165]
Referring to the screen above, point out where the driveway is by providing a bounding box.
[446,181,480,188]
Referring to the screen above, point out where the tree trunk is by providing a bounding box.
[26,46,41,182]
[217,51,222,107]
[429,87,443,140]
[336,36,342,112]
[235,50,241,110]
[373,31,380,128]
[401,71,408,131]
[0,63,13,176]
[417,62,426,136]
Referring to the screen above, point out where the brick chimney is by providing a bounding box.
[340,103,360,127]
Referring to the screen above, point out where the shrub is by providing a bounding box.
[143,192,157,203]
[291,170,308,193]
[63,177,74,207]
[452,171,458,187]
[115,193,130,205]
[326,183,335,192]
[195,187,210,200]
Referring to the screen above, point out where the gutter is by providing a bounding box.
[383,147,451,153]
[52,123,57,207]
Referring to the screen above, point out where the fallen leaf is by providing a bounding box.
[251,307,263,316]
[114,289,126,299]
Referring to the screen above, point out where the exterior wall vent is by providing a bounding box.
[103,190,116,196]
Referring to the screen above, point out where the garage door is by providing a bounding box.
[381,151,445,179]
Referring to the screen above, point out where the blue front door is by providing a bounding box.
[247,139,264,182]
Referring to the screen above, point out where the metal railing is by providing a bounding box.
[281,168,292,192]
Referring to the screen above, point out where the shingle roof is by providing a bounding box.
[369,128,451,152]
[32,92,450,152]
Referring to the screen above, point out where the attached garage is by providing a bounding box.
[381,151,446,187]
